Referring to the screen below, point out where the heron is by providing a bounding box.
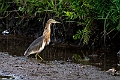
[24,19,60,61]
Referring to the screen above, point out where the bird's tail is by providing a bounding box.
[24,50,29,57]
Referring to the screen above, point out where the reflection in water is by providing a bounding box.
[0,35,33,56]
[0,35,120,71]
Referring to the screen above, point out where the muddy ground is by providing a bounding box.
[0,52,120,80]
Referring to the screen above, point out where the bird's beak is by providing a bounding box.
[55,21,60,23]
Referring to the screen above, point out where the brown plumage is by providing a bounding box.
[24,19,60,60]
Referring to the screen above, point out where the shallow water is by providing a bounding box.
[0,34,120,71]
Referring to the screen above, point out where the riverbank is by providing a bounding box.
[0,52,120,80]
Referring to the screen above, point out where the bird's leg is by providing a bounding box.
[37,54,43,61]
[35,53,38,60]
[35,53,43,61]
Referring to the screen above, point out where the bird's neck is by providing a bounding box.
[43,23,51,37]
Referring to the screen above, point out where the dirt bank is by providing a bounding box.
[0,52,119,80]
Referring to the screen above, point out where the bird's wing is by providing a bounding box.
[30,36,44,47]
[24,36,45,56]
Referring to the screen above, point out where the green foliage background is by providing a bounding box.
[0,0,120,47]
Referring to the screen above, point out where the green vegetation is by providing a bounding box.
[72,53,90,64]
[0,0,120,47]
[72,0,120,45]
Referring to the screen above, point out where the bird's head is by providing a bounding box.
[47,19,60,24]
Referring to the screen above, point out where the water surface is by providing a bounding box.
[0,35,119,71]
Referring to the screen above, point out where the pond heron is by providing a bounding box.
[24,19,60,61]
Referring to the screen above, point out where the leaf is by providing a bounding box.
[116,23,120,31]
